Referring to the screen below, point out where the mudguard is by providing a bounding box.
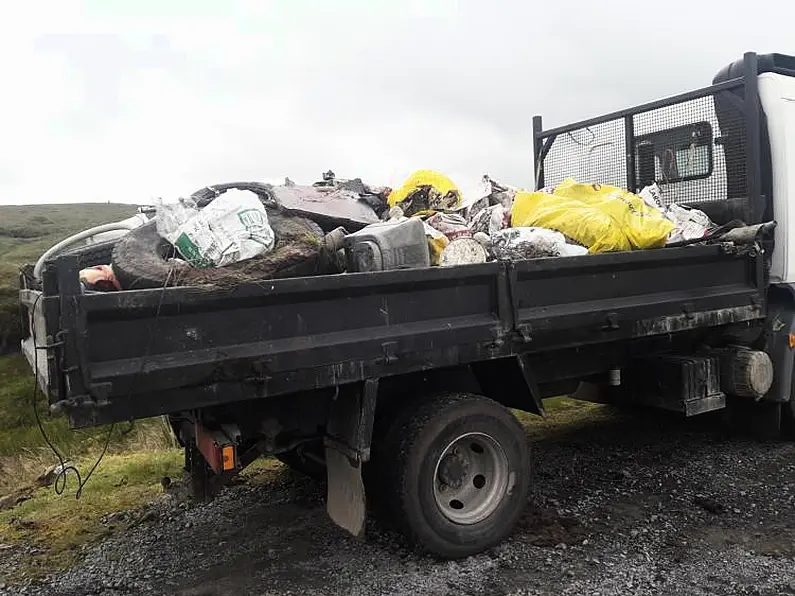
[764,285,795,403]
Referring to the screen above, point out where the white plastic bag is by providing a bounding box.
[157,190,275,268]
[491,227,588,261]
[638,183,663,211]
[666,203,714,244]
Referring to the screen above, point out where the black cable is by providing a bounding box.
[29,260,175,499]
[566,127,597,146]
[30,293,108,498]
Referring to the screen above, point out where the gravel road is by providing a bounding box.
[4,406,795,596]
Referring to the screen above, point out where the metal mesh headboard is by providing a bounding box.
[533,75,763,224]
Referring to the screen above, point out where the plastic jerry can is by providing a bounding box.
[344,218,430,272]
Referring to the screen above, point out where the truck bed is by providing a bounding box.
[21,244,765,427]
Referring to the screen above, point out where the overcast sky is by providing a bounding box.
[1,0,793,205]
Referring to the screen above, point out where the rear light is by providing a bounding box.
[221,445,236,472]
[195,423,238,475]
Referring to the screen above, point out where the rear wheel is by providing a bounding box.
[376,393,530,558]
[723,398,783,441]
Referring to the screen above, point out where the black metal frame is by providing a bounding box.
[532,52,767,225]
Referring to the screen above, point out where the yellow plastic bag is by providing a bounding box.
[424,221,450,266]
[511,178,674,253]
[512,190,628,252]
[388,170,461,216]
[554,179,674,250]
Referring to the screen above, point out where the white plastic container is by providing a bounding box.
[345,218,430,272]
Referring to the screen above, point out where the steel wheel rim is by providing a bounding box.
[432,431,509,525]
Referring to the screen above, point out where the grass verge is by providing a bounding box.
[0,450,183,582]
[0,354,178,493]
[0,351,184,583]
[0,454,289,584]
[513,396,613,438]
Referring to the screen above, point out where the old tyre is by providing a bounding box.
[62,237,122,270]
[111,213,326,290]
[378,393,530,558]
[190,181,276,209]
[111,220,179,290]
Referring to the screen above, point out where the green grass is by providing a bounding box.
[0,204,136,267]
[0,361,179,492]
[0,203,137,354]
[0,450,289,583]
[0,354,176,487]
[512,396,615,440]
[0,349,184,584]
[0,450,184,580]
[0,346,284,583]
[0,203,208,585]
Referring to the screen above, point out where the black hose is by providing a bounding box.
[664,219,747,248]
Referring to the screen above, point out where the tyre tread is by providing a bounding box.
[378,392,529,557]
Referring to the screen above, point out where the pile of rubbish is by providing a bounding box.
[75,169,760,292]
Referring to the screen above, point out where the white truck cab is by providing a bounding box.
[539,52,795,282]
[759,71,795,282]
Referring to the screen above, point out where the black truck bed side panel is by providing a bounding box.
[510,245,763,349]
[71,261,512,408]
[24,244,764,427]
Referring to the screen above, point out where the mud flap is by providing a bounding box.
[764,290,795,403]
[323,379,377,537]
[324,445,366,537]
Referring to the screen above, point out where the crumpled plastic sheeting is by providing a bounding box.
[666,204,715,243]
[465,175,517,222]
[469,204,509,236]
[491,227,588,260]
[426,212,472,240]
[387,170,462,216]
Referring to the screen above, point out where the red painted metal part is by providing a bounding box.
[195,422,236,475]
